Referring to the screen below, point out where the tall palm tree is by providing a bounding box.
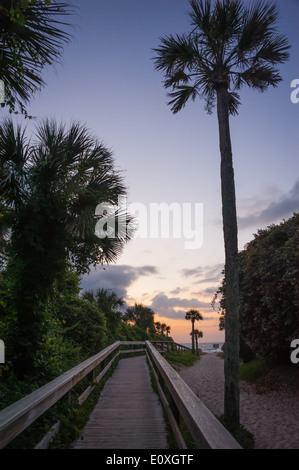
[0,118,133,375]
[153,0,290,426]
[0,0,73,115]
[185,309,203,355]
[165,325,171,337]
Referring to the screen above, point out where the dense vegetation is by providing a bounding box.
[0,267,172,407]
[0,117,172,416]
[215,213,299,364]
[0,118,134,377]
[0,265,171,448]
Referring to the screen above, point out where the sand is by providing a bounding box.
[177,353,299,449]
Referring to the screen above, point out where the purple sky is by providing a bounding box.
[4,0,299,342]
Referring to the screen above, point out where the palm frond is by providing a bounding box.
[189,0,212,34]
[0,1,74,113]
[212,0,244,41]
[153,33,198,75]
[233,64,282,91]
[237,1,280,55]
[227,91,241,115]
[164,70,191,89]
[251,34,290,65]
[167,85,200,114]
[0,119,29,207]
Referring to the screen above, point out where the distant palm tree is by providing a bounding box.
[125,303,155,333]
[155,321,162,335]
[165,325,171,337]
[153,0,290,426]
[192,329,203,355]
[0,1,73,115]
[160,323,167,336]
[185,309,203,355]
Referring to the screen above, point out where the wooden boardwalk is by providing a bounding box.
[72,355,168,449]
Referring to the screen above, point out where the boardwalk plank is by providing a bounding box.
[72,356,168,449]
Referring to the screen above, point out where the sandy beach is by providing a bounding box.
[178,353,299,449]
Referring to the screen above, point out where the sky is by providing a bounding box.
[4,0,299,344]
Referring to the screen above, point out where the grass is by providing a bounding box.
[217,414,255,449]
[240,358,299,394]
[239,359,270,383]
[163,350,200,369]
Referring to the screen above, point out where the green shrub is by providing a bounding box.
[164,351,199,368]
[239,360,269,383]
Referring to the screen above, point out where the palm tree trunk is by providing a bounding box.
[216,85,240,426]
[191,319,195,354]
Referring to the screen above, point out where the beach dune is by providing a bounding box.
[178,353,299,449]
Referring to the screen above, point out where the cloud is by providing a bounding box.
[150,293,211,320]
[204,286,219,295]
[238,180,299,230]
[170,287,184,295]
[80,264,159,299]
[191,286,219,298]
[181,264,224,284]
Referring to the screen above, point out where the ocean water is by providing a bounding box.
[181,342,224,353]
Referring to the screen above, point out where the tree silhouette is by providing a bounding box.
[185,309,203,354]
[153,0,290,426]
[193,329,203,355]
[0,118,132,375]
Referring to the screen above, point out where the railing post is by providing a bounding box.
[87,369,95,383]
[169,394,180,428]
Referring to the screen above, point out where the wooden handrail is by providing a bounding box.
[150,340,192,353]
[145,340,242,449]
[0,340,241,450]
[0,341,121,449]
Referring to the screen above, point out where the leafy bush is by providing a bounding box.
[240,214,299,363]
[239,360,270,383]
[216,214,299,364]
[239,335,256,364]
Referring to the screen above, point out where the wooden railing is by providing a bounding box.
[0,340,241,449]
[145,341,242,449]
[150,340,192,353]
[0,341,145,449]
